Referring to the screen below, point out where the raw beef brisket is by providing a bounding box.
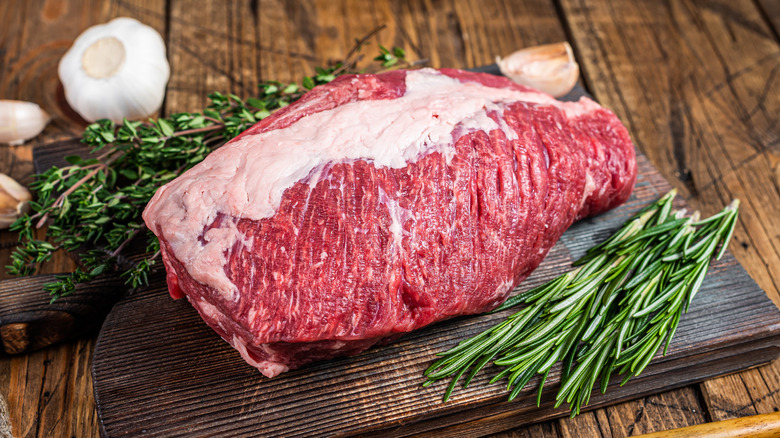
[143,68,637,378]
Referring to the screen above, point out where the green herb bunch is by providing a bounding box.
[423,190,739,416]
[7,29,412,301]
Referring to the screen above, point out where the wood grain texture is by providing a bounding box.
[92,154,780,437]
[556,387,710,438]
[100,1,739,436]
[2,0,780,437]
[558,0,780,306]
[0,275,123,354]
[556,0,780,434]
[0,139,144,356]
[633,411,780,438]
[0,1,165,437]
[755,0,780,41]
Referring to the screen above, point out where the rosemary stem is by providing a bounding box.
[424,191,739,414]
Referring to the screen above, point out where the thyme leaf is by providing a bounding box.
[7,28,415,301]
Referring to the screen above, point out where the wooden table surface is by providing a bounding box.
[1,0,779,436]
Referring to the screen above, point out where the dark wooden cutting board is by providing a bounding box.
[14,75,779,435]
[91,148,780,437]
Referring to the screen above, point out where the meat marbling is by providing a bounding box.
[143,68,637,378]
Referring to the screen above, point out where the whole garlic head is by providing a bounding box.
[497,42,579,98]
[58,17,170,123]
[0,100,51,145]
[0,173,32,229]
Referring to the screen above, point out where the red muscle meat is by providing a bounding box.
[143,68,636,377]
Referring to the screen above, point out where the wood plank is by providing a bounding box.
[702,356,780,421]
[487,421,562,438]
[0,1,167,437]
[2,0,778,436]
[96,1,665,437]
[558,387,708,437]
[3,338,98,437]
[96,1,780,437]
[409,386,709,438]
[92,152,780,437]
[755,0,780,42]
[125,2,573,436]
[472,0,710,435]
[0,138,146,355]
[165,0,261,114]
[0,275,124,354]
[558,0,780,306]
[557,0,780,434]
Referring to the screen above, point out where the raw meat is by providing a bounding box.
[143,68,637,378]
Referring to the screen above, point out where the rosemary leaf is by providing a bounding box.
[424,190,739,416]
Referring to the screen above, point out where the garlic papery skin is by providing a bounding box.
[0,172,32,229]
[0,100,51,146]
[496,42,580,98]
[58,17,170,123]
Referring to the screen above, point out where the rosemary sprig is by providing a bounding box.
[6,30,414,301]
[423,190,740,416]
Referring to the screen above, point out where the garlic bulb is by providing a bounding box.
[497,42,579,98]
[0,100,51,145]
[0,173,32,229]
[58,17,170,123]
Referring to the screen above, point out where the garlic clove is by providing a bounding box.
[0,172,32,229]
[496,42,580,98]
[0,173,31,202]
[0,100,51,145]
[58,17,170,123]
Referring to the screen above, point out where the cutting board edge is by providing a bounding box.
[90,284,780,438]
[353,341,780,437]
[86,78,780,437]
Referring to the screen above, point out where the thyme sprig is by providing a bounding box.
[423,190,740,416]
[6,31,413,301]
